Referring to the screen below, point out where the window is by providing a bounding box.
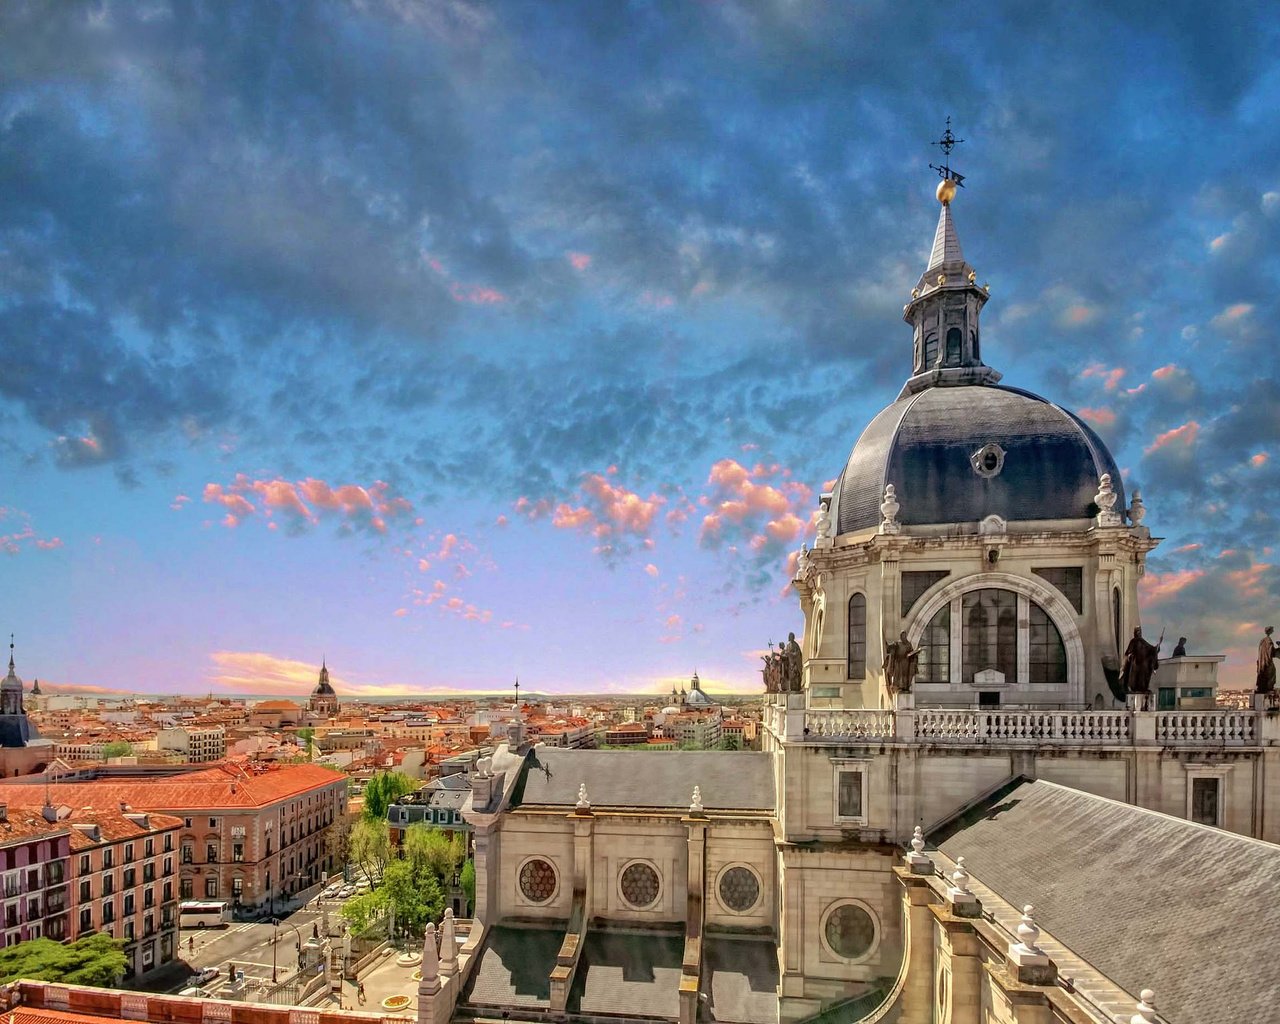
[944,327,961,365]
[232,878,243,898]
[145,839,154,858]
[1028,604,1068,684]
[847,594,867,679]
[206,844,217,864]
[79,881,91,903]
[123,868,136,889]
[918,605,950,682]
[518,859,557,904]
[1112,587,1122,656]
[103,875,114,897]
[232,844,244,863]
[209,818,218,829]
[181,846,192,864]
[1032,567,1083,613]
[163,882,172,902]
[834,766,866,823]
[123,894,134,915]
[205,879,218,898]
[78,855,90,875]
[901,570,949,617]
[179,879,192,900]
[184,819,192,829]
[821,901,878,961]
[717,867,760,913]
[103,849,113,869]
[923,333,939,368]
[1190,777,1221,827]
[79,908,92,935]
[124,844,134,863]
[961,589,1017,683]
[619,862,660,909]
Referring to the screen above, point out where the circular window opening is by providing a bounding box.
[518,858,557,904]
[620,862,661,909]
[970,443,1006,479]
[823,903,877,960]
[718,866,760,913]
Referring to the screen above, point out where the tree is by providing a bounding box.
[717,734,742,751]
[362,771,416,822]
[349,817,391,888]
[340,856,444,941]
[402,824,465,883]
[102,740,133,758]
[0,934,127,986]
[296,727,316,762]
[460,859,475,911]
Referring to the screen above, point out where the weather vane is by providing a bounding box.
[928,116,966,188]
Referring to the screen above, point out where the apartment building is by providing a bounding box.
[0,762,347,917]
[0,806,70,949]
[155,725,227,763]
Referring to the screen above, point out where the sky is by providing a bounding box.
[2,1,1279,698]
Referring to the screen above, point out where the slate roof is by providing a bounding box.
[932,780,1278,1024]
[704,936,780,1024]
[567,929,683,1019]
[833,384,1123,533]
[513,748,775,811]
[458,924,562,1009]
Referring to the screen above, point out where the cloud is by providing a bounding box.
[1078,407,1116,427]
[202,474,413,533]
[566,251,592,271]
[1144,421,1200,454]
[644,563,659,577]
[1081,363,1126,392]
[0,507,63,555]
[208,650,461,697]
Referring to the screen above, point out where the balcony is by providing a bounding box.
[3,883,20,900]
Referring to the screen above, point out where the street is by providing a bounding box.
[145,899,347,995]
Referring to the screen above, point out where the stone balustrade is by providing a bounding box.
[804,709,896,741]
[769,703,1272,748]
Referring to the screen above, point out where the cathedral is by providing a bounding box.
[309,659,340,718]
[407,168,1280,1024]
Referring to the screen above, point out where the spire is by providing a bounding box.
[899,118,1001,398]
[7,635,13,675]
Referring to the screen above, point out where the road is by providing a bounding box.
[151,899,349,994]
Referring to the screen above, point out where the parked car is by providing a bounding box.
[179,988,205,998]
[338,885,356,899]
[322,884,341,899]
[191,966,221,985]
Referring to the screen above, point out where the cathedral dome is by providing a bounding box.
[831,383,1123,534]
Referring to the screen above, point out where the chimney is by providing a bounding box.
[0,803,7,822]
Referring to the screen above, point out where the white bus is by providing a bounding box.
[179,900,229,929]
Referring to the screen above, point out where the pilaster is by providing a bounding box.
[893,867,937,1024]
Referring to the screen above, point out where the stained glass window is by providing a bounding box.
[519,859,556,904]
[620,862,660,908]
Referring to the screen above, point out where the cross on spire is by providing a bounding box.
[928,116,966,188]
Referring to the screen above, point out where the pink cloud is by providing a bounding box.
[393,608,409,618]
[449,283,506,305]
[1062,304,1100,327]
[1173,543,1202,554]
[170,494,191,511]
[1218,302,1254,322]
[1145,421,1201,454]
[0,508,64,555]
[1082,363,1125,391]
[552,504,594,530]
[644,563,659,578]
[1078,407,1116,427]
[1140,568,1206,603]
[1251,453,1269,467]
[639,290,675,310]
[495,514,508,527]
[202,475,413,533]
[566,251,592,271]
[1151,364,1178,380]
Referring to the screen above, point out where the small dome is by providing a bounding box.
[832,384,1123,534]
[661,705,681,716]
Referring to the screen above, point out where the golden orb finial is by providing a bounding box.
[936,178,957,205]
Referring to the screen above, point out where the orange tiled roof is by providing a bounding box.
[0,762,344,813]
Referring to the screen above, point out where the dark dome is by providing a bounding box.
[832,384,1123,534]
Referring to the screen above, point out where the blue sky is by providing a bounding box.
[2,1,1278,697]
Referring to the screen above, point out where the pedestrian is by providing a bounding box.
[357,981,365,1004]
[188,936,195,954]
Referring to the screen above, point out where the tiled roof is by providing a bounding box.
[934,780,1280,1024]
[0,762,344,813]
[0,810,70,844]
[63,808,184,848]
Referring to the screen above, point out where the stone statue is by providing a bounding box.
[795,543,810,578]
[1171,637,1187,658]
[1095,473,1122,527]
[1120,626,1162,694]
[814,496,834,548]
[783,632,803,691]
[879,484,901,535]
[882,631,919,695]
[760,651,776,693]
[1257,627,1278,695]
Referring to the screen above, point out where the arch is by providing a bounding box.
[847,593,867,679]
[904,571,1085,699]
[923,333,939,368]
[944,327,962,365]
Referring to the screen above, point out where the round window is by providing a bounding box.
[620,862,661,908]
[823,902,877,960]
[718,866,760,913]
[518,858,557,904]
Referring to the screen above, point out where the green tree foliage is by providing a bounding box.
[340,854,444,940]
[349,817,391,888]
[362,771,416,822]
[102,740,133,758]
[0,934,127,986]
[402,824,465,883]
[717,734,742,751]
[296,727,316,762]
[460,859,475,910]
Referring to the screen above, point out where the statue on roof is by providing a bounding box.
[783,632,803,692]
[882,631,919,696]
[1257,627,1278,695]
[1120,626,1162,695]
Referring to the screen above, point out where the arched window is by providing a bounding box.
[1028,604,1067,683]
[923,334,939,368]
[847,595,866,679]
[945,327,962,365]
[970,328,980,361]
[1112,588,1122,656]
[918,605,950,682]
[961,589,1017,682]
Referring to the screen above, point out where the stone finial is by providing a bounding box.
[439,908,457,975]
[794,542,810,578]
[903,824,933,874]
[1095,474,1122,527]
[1130,989,1157,1024]
[1013,905,1043,957]
[879,484,901,535]
[814,495,834,549]
[690,786,704,815]
[419,922,439,986]
[1129,489,1146,526]
[475,756,492,779]
[945,855,980,916]
[575,783,590,812]
[949,856,971,896]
